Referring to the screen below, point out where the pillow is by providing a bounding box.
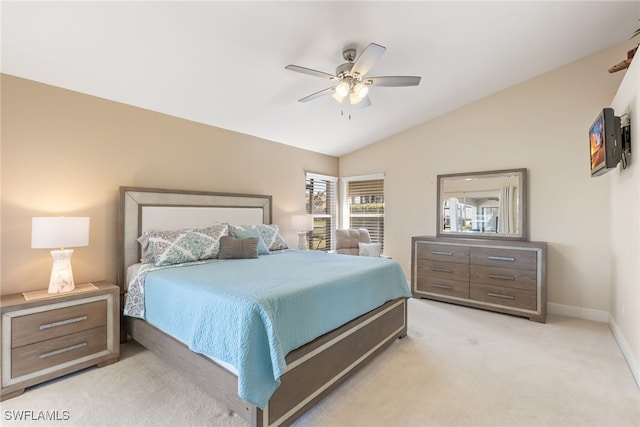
[189,224,229,259]
[358,242,382,257]
[229,224,288,251]
[137,234,153,263]
[146,223,229,266]
[218,236,258,260]
[233,229,270,255]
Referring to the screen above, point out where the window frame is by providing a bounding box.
[340,173,385,248]
[305,172,338,251]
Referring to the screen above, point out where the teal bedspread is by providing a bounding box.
[126,250,410,408]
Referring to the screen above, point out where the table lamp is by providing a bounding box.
[31,217,90,293]
[291,214,314,250]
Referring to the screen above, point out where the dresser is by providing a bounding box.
[1,281,119,400]
[411,236,547,322]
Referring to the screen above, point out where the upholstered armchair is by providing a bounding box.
[335,228,382,256]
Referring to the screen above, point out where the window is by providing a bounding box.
[305,173,337,251]
[341,174,385,249]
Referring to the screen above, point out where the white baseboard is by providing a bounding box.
[608,315,640,389]
[547,302,639,389]
[547,302,609,322]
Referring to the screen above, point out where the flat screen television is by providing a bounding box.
[590,108,621,177]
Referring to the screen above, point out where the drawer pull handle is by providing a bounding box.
[487,256,516,262]
[432,251,453,256]
[488,274,515,281]
[432,268,453,273]
[487,292,515,300]
[39,315,88,330]
[39,342,87,359]
[432,284,453,290]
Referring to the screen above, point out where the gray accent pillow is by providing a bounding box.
[233,229,270,255]
[219,236,259,260]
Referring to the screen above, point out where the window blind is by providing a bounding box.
[305,173,337,251]
[345,178,384,248]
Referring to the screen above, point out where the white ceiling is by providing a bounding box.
[2,1,638,157]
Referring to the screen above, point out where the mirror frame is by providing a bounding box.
[436,168,527,240]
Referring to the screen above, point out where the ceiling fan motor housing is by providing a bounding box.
[336,62,355,79]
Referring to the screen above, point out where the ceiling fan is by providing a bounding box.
[285,43,421,109]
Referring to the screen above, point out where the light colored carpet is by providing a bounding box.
[2,298,638,427]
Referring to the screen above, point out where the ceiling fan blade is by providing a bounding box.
[351,43,386,77]
[285,64,337,80]
[298,86,335,102]
[365,76,422,87]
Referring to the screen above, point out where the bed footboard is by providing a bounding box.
[126,297,407,427]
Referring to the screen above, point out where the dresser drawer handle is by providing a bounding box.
[39,315,88,330]
[432,284,453,290]
[488,274,515,281]
[487,292,515,300]
[432,268,453,273]
[39,342,88,359]
[432,251,453,256]
[487,256,516,262]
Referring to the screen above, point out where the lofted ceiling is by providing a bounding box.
[2,1,638,157]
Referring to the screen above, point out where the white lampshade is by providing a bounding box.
[32,217,90,249]
[32,217,90,294]
[291,214,314,250]
[291,214,314,232]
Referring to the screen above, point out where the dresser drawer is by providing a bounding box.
[470,283,536,311]
[417,259,469,281]
[11,300,107,348]
[470,247,536,270]
[416,243,469,264]
[11,326,108,378]
[416,276,469,299]
[470,265,537,291]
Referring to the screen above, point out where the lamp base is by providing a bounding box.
[48,249,75,293]
[297,232,308,250]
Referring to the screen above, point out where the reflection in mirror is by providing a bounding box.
[437,169,527,240]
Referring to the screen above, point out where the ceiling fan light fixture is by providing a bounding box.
[335,82,349,97]
[354,83,369,99]
[332,91,346,103]
[349,91,364,105]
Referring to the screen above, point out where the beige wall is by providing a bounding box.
[610,51,639,383]
[339,39,639,382]
[1,74,338,295]
[340,40,634,311]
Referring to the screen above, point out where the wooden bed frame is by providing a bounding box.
[118,186,408,427]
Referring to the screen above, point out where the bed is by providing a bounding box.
[118,186,410,426]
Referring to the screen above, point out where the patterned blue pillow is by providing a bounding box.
[147,223,229,266]
[229,224,288,251]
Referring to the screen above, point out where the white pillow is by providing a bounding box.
[358,242,382,257]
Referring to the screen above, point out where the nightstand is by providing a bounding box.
[1,281,119,401]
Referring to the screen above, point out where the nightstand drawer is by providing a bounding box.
[12,326,108,378]
[11,300,107,348]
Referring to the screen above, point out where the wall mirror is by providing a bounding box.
[436,168,527,240]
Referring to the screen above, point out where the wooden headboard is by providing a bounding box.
[117,186,272,291]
